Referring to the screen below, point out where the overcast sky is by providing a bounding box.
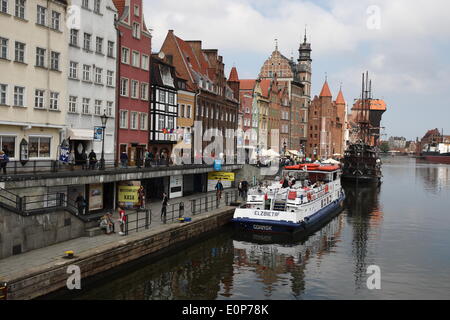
[144,0,450,140]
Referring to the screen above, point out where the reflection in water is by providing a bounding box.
[415,160,450,194]
[50,158,450,300]
[343,183,382,290]
[232,214,345,298]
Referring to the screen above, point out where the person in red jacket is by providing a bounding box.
[118,207,127,235]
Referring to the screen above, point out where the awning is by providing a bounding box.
[67,128,93,141]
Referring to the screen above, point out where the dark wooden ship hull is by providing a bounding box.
[341,143,382,184]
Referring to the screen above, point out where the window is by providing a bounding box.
[95,67,102,84]
[120,110,128,128]
[14,41,25,63]
[0,37,8,59]
[158,116,165,131]
[0,136,15,158]
[107,41,114,57]
[158,91,165,103]
[29,136,51,158]
[69,61,78,79]
[36,48,45,67]
[168,92,175,105]
[95,37,103,54]
[82,0,89,9]
[121,47,129,64]
[132,22,140,39]
[14,86,24,106]
[0,84,7,105]
[34,89,44,108]
[50,51,59,70]
[82,64,91,81]
[93,0,100,14]
[84,33,91,51]
[49,92,58,110]
[134,5,139,16]
[94,100,102,115]
[106,101,113,116]
[15,0,25,19]
[130,112,138,129]
[140,113,147,130]
[132,51,140,67]
[1,0,7,14]
[69,96,77,113]
[141,54,149,70]
[186,105,191,118]
[120,78,128,96]
[106,70,114,86]
[179,104,184,117]
[36,5,46,25]
[51,11,60,30]
[140,83,148,100]
[168,117,174,130]
[131,80,139,98]
[70,29,78,46]
[82,98,90,114]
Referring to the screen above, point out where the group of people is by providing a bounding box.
[120,150,171,169]
[237,180,249,200]
[66,149,98,170]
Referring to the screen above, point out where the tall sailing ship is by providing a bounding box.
[341,72,384,184]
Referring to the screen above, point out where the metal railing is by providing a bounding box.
[190,190,239,216]
[124,209,151,235]
[161,201,185,224]
[1,160,241,181]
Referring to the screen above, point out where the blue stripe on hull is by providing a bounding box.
[232,195,345,234]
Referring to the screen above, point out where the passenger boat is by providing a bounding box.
[232,164,345,234]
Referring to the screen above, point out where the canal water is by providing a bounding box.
[59,157,450,300]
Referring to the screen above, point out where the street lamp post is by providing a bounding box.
[100,113,109,170]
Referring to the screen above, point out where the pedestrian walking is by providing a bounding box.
[75,193,86,215]
[80,150,88,170]
[238,181,243,198]
[215,179,224,201]
[161,192,168,223]
[118,207,127,235]
[241,180,249,199]
[88,149,97,170]
[0,150,9,175]
[138,186,146,210]
[120,152,128,168]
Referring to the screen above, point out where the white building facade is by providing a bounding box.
[66,0,117,164]
[0,0,68,161]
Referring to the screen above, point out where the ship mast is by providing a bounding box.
[358,71,372,145]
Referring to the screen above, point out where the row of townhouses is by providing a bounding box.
[0,0,240,168]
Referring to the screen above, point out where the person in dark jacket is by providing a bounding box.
[80,150,88,170]
[88,149,97,170]
[0,150,9,175]
[120,152,128,168]
[161,192,168,223]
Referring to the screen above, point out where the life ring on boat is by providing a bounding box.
[325,185,329,193]
[307,193,312,201]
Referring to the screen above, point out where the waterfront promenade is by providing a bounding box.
[0,190,240,300]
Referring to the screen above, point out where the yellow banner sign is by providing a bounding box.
[207,172,235,181]
[118,185,140,203]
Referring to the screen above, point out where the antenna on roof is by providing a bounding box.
[304,25,307,43]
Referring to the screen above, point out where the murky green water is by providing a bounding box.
[53,157,450,299]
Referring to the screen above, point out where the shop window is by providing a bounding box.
[29,136,51,158]
[0,135,15,158]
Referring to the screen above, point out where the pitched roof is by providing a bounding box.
[259,79,272,97]
[112,0,125,15]
[335,89,345,104]
[319,81,333,97]
[239,79,256,91]
[229,67,239,82]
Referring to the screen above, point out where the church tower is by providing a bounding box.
[296,29,312,98]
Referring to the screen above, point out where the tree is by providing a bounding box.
[379,141,390,153]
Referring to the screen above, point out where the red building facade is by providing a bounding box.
[113,0,152,165]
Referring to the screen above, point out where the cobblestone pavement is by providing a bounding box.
[0,189,241,281]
